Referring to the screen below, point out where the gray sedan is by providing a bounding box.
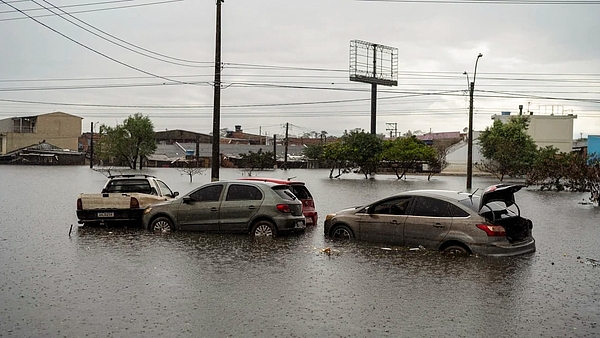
[143,180,306,236]
[324,184,535,256]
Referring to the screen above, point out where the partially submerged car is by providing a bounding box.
[143,180,306,236]
[76,174,178,226]
[238,177,318,226]
[324,184,535,257]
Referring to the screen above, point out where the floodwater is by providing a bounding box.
[1,166,599,337]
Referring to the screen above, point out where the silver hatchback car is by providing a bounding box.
[324,184,535,257]
[143,180,306,236]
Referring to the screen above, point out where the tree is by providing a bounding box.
[98,113,157,169]
[343,129,383,179]
[177,162,206,182]
[302,144,323,161]
[238,148,275,176]
[381,136,436,180]
[322,140,351,178]
[477,117,537,181]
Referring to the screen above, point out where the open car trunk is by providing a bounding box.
[478,184,533,243]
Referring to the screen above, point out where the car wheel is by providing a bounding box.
[150,216,173,232]
[330,224,354,240]
[251,221,277,237]
[442,245,469,255]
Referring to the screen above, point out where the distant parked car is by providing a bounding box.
[238,177,318,226]
[142,180,306,236]
[324,184,535,257]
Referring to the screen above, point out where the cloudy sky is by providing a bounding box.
[1,0,599,139]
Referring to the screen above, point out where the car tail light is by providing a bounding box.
[276,204,291,213]
[130,197,140,209]
[476,224,506,236]
[304,199,315,208]
[77,198,82,210]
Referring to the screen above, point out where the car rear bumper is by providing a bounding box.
[275,216,306,232]
[473,238,536,257]
[76,209,144,224]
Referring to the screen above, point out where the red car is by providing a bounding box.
[239,177,318,226]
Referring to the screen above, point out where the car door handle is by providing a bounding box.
[210,207,218,212]
[248,206,256,210]
[433,223,445,228]
[390,220,399,225]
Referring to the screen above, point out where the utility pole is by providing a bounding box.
[370,45,377,135]
[211,0,224,182]
[466,53,483,191]
[283,123,289,170]
[273,134,277,168]
[89,122,94,169]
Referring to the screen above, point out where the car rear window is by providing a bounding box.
[103,179,152,194]
[272,186,297,201]
[289,185,312,200]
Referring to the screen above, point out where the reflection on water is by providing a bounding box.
[1,166,599,337]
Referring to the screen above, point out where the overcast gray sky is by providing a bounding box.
[1,0,599,138]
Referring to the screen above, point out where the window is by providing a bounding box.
[189,185,223,202]
[156,180,174,197]
[371,196,412,215]
[411,196,454,217]
[103,179,152,194]
[226,184,263,201]
[289,185,311,199]
[272,187,297,201]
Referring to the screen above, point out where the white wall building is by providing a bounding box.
[491,111,576,153]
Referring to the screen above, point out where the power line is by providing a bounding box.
[0,0,205,86]
[0,0,184,22]
[33,0,212,67]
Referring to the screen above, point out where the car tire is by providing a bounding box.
[330,224,354,240]
[150,216,174,232]
[442,244,469,255]
[251,220,277,237]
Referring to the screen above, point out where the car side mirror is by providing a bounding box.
[173,191,179,197]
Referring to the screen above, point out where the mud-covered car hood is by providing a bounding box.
[479,184,524,211]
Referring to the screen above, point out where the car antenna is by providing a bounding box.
[287,176,297,181]
[468,188,479,202]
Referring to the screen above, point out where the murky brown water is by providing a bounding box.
[1,166,599,337]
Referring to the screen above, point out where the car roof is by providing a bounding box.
[238,177,306,186]
[396,189,473,202]
[214,179,286,188]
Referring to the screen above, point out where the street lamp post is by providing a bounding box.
[466,53,483,190]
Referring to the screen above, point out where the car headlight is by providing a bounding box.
[325,213,336,221]
[143,207,152,215]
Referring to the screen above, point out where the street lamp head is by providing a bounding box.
[478,53,483,58]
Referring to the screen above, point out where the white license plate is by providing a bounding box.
[97,212,114,218]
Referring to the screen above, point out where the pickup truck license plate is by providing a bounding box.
[97,212,114,218]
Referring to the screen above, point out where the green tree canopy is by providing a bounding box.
[477,117,537,181]
[343,129,383,179]
[382,136,436,180]
[98,113,156,169]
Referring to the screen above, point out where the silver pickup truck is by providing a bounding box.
[76,174,179,226]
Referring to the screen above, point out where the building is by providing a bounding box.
[491,111,577,153]
[0,112,82,155]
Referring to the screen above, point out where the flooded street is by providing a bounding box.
[1,166,599,337]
